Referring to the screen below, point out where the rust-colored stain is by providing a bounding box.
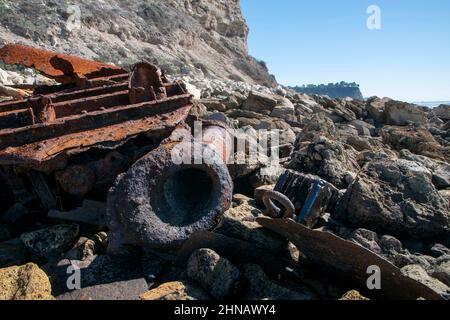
[0,44,127,83]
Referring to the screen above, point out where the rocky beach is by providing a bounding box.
[0,0,449,301]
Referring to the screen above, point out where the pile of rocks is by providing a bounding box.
[0,62,56,102]
[0,74,449,300]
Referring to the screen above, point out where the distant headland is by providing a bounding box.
[290,82,364,100]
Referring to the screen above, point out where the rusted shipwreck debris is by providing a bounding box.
[0,44,127,85]
[0,45,233,249]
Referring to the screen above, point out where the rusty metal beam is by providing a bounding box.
[257,217,445,300]
[0,44,127,84]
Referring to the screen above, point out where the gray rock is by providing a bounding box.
[249,165,284,189]
[270,97,295,119]
[392,253,435,270]
[187,248,241,300]
[427,244,450,258]
[21,224,79,260]
[288,136,360,189]
[199,98,227,112]
[366,96,390,124]
[243,264,316,300]
[242,91,278,115]
[348,229,382,254]
[385,100,427,125]
[296,113,336,143]
[379,235,405,256]
[349,119,376,136]
[400,149,450,189]
[216,195,287,252]
[432,255,450,287]
[433,104,450,120]
[340,159,450,239]
[401,264,450,298]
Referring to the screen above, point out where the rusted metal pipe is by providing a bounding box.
[106,123,233,252]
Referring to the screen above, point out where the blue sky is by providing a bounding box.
[240,0,450,101]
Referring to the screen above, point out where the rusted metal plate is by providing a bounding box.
[257,217,445,300]
[0,44,127,83]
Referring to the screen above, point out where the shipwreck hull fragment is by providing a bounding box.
[257,217,445,300]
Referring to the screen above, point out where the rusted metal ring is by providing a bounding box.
[262,190,295,219]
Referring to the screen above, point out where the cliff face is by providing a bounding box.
[0,0,276,87]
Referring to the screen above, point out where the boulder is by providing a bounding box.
[432,255,450,287]
[249,165,284,189]
[381,126,448,162]
[288,136,360,189]
[349,119,376,136]
[199,98,227,112]
[186,248,240,300]
[433,104,450,120]
[385,100,427,125]
[140,281,209,300]
[401,264,450,298]
[242,91,278,115]
[347,229,382,255]
[243,264,316,300]
[427,244,450,258]
[184,82,202,100]
[339,159,450,239]
[0,263,53,300]
[216,195,287,252]
[400,149,450,189]
[270,97,295,119]
[296,113,336,143]
[366,96,390,124]
[21,224,79,260]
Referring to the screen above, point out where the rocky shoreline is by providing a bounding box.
[1,64,449,300]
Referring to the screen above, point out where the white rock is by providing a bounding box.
[184,82,202,100]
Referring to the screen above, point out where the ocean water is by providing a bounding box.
[413,101,450,108]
